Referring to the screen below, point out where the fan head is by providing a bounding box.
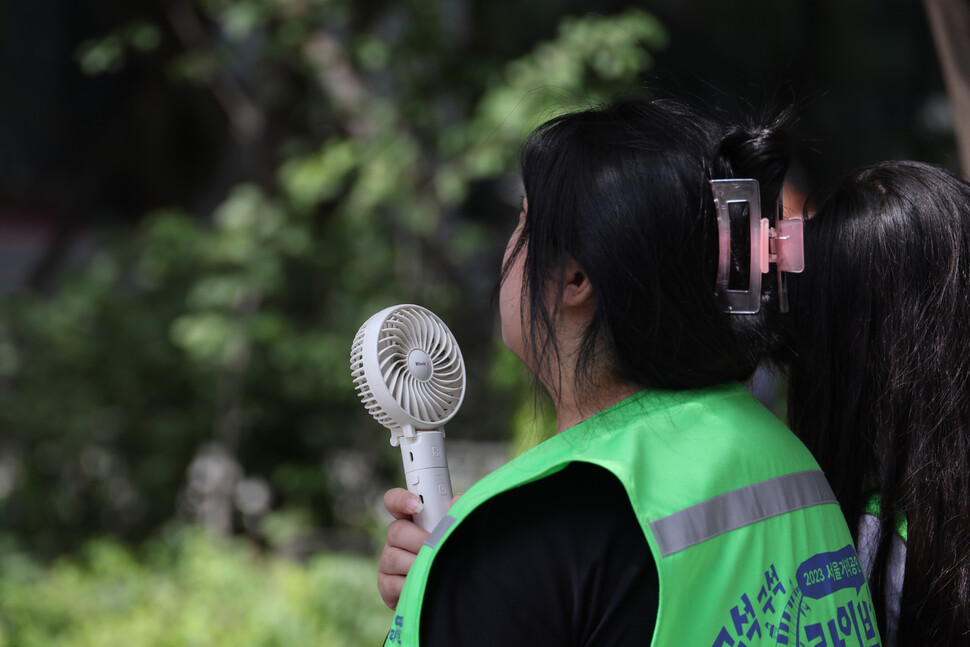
[350,304,465,441]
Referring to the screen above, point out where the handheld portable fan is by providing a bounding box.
[350,304,464,531]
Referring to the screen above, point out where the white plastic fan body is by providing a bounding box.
[350,304,464,531]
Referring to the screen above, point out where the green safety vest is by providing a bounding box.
[385,383,883,646]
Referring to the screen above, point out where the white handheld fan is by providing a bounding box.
[350,304,464,531]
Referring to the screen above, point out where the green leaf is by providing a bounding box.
[77,36,125,76]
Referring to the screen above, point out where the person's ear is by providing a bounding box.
[561,256,594,308]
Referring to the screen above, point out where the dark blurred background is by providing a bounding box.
[0,2,965,640]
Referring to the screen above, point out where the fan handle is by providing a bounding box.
[398,425,453,531]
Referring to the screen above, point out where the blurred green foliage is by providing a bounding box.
[0,528,390,646]
[0,3,666,554]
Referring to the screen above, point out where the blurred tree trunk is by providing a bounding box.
[924,0,970,179]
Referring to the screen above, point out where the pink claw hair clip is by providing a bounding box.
[710,178,804,314]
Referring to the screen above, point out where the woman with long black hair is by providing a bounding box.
[783,161,970,645]
[375,98,880,646]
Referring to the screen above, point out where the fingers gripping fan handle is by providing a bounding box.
[350,305,464,531]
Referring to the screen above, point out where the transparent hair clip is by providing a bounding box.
[710,179,804,314]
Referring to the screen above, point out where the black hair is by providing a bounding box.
[504,98,791,396]
[783,161,970,642]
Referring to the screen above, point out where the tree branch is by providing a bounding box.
[924,0,970,179]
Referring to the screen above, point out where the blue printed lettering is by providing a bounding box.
[765,563,787,596]
[757,585,775,614]
[804,622,826,647]
[762,621,776,638]
[712,626,735,647]
[856,600,877,640]
[826,618,848,647]
[730,593,756,635]
[840,602,861,642]
[797,546,866,599]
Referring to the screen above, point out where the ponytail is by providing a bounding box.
[714,115,793,214]
[705,112,795,372]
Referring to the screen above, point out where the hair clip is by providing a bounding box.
[710,179,804,314]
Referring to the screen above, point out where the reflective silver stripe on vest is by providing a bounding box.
[649,470,837,557]
[424,514,457,549]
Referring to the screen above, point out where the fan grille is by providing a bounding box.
[350,305,464,429]
[350,325,394,427]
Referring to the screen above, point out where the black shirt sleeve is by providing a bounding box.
[420,462,659,647]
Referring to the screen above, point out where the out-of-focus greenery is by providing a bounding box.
[0,527,390,646]
[0,4,666,554]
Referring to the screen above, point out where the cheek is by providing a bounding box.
[499,244,526,359]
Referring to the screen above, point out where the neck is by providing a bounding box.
[535,292,640,433]
[551,373,641,433]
